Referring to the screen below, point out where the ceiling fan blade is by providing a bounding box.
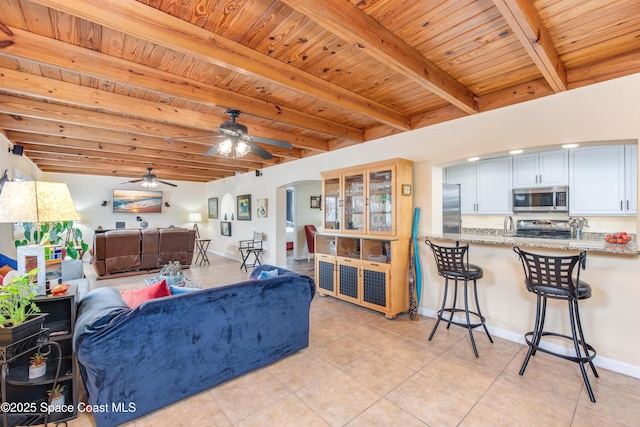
[251,136,293,148]
[122,179,143,184]
[203,146,219,156]
[157,180,178,187]
[246,141,273,160]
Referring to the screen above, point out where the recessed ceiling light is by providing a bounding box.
[467,156,479,162]
[562,143,579,148]
[509,149,523,155]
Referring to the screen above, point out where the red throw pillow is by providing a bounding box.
[120,279,171,308]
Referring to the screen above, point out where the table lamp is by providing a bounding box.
[188,212,203,238]
[0,181,80,294]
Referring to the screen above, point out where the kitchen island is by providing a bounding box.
[417,231,640,379]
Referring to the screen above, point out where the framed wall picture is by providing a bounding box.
[237,194,251,220]
[256,198,268,218]
[208,197,218,219]
[220,221,232,236]
[402,184,412,196]
[310,196,321,209]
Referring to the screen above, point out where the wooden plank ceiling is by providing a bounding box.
[0,0,639,184]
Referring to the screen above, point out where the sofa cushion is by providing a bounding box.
[120,279,171,308]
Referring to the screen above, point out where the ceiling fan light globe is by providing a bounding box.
[141,179,158,189]
[217,139,233,156]
[235,140,251,157]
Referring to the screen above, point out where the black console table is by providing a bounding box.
[0,285,78,426]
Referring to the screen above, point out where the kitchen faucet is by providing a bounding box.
[503,215,514,236]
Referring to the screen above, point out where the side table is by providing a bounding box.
[195,238,211,265]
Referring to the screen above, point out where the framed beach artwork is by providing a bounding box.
[113,189,163,214]
[237,194,251,220]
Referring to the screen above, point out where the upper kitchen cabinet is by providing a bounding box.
[513,150,568,188]
[570,145,637,215]
[446,157,512,215]
[321,158,414,238]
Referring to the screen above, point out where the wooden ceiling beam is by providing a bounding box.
[7,132,253,173]
[280,0,478,115]
[492,0,567,92]
[35,163,215,182]
[0,66,360,146]
[27,154,228,180]
[0,28,337,148]
[27,0,409,131]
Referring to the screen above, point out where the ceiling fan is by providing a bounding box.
[122,168,177,188]
[171,109,293,160]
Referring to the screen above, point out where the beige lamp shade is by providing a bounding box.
[188,212,203,223]
[0,181,80,223]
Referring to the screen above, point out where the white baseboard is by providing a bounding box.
[418,307,640,380]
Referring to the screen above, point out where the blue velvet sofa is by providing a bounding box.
[73,265,315,426]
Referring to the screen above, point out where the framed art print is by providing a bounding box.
[237,194,251,220]
[256,198,268,218]
[310,196,321,209]
[208,197,218,219]
[220,221,231,236]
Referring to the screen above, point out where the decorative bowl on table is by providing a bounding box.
[604,232,632,245]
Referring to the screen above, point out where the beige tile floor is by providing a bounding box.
[68,254,640,427]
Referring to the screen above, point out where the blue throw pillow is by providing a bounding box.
[169,285,200,295]
[257,269,278,280]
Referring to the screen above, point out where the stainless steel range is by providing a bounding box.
[516,219,572,239]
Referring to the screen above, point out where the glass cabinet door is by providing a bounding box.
[343,173,365,233]
[368,168,394,234]
[323,175,341,231]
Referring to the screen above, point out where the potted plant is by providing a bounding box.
[29,352,47,379]
[159,260,183,286]
[0,268,46,345]
[47,384,65,407]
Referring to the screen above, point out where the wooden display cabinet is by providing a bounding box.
[317,158,413,318]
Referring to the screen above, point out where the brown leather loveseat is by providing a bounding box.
[93,228,196,277]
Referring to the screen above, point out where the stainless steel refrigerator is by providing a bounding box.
[442,183,462,234]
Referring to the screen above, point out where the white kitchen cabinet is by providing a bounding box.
[570,145,637,215]
[512,149,568,188]
[446,157,512,214]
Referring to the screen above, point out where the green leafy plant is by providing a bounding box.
[160,260,182,277]
[0,268,41,326]
[29,352,47,367]
[14,221,88,260]
[47,384,64,399]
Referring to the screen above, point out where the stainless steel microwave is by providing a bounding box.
[512,186,569,212]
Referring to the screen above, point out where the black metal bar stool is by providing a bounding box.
[513,246,598,402]
[425,240,493,357]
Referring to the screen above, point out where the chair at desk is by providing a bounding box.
[239,232,264,271]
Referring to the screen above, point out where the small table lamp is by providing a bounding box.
[0,181,80,294]
[188,212,203,238]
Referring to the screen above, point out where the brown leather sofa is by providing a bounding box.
[93,228,196,276]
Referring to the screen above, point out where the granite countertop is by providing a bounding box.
[422,229,639,255]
